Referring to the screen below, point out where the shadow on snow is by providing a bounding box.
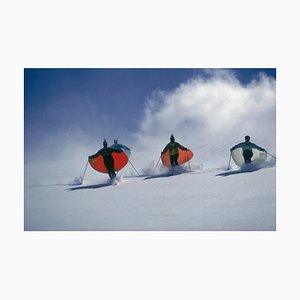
[215,165,263,177]
[144,168,192,180]
[67,182,115,191]
[144,173,180,180]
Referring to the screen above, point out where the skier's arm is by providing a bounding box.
[161,143,170,154]
[230,143,241,151]
[121,144,130,151]
[251,143,265,152]
[177,143,188,151]
[88,149,103,159]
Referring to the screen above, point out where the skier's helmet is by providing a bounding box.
[103,139,108,147]
[170,134,175,142]
[245,135,250,142]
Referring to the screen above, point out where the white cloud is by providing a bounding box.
[132,70,276,171]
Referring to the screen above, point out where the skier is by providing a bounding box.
[88,139,123,179]
[230,135,265,163]
[161,134,187,166]
[111,139,131,158]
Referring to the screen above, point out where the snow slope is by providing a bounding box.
[24,164,275,231]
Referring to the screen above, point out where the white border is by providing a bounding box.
[1,1,299,299]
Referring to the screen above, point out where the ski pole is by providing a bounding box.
[265,151,276,160]
[186,150,192,172]
[227,152,232,170]
[128,159,140,176]
[80,160,89,184]
[153,156,161,174]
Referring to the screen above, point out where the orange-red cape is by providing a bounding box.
[161,148,193,167]
[88,151,129,173]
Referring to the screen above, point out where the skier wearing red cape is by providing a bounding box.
[161,134,193,167]
[88,139,125,179]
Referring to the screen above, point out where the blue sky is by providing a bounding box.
[24,68,276,163]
